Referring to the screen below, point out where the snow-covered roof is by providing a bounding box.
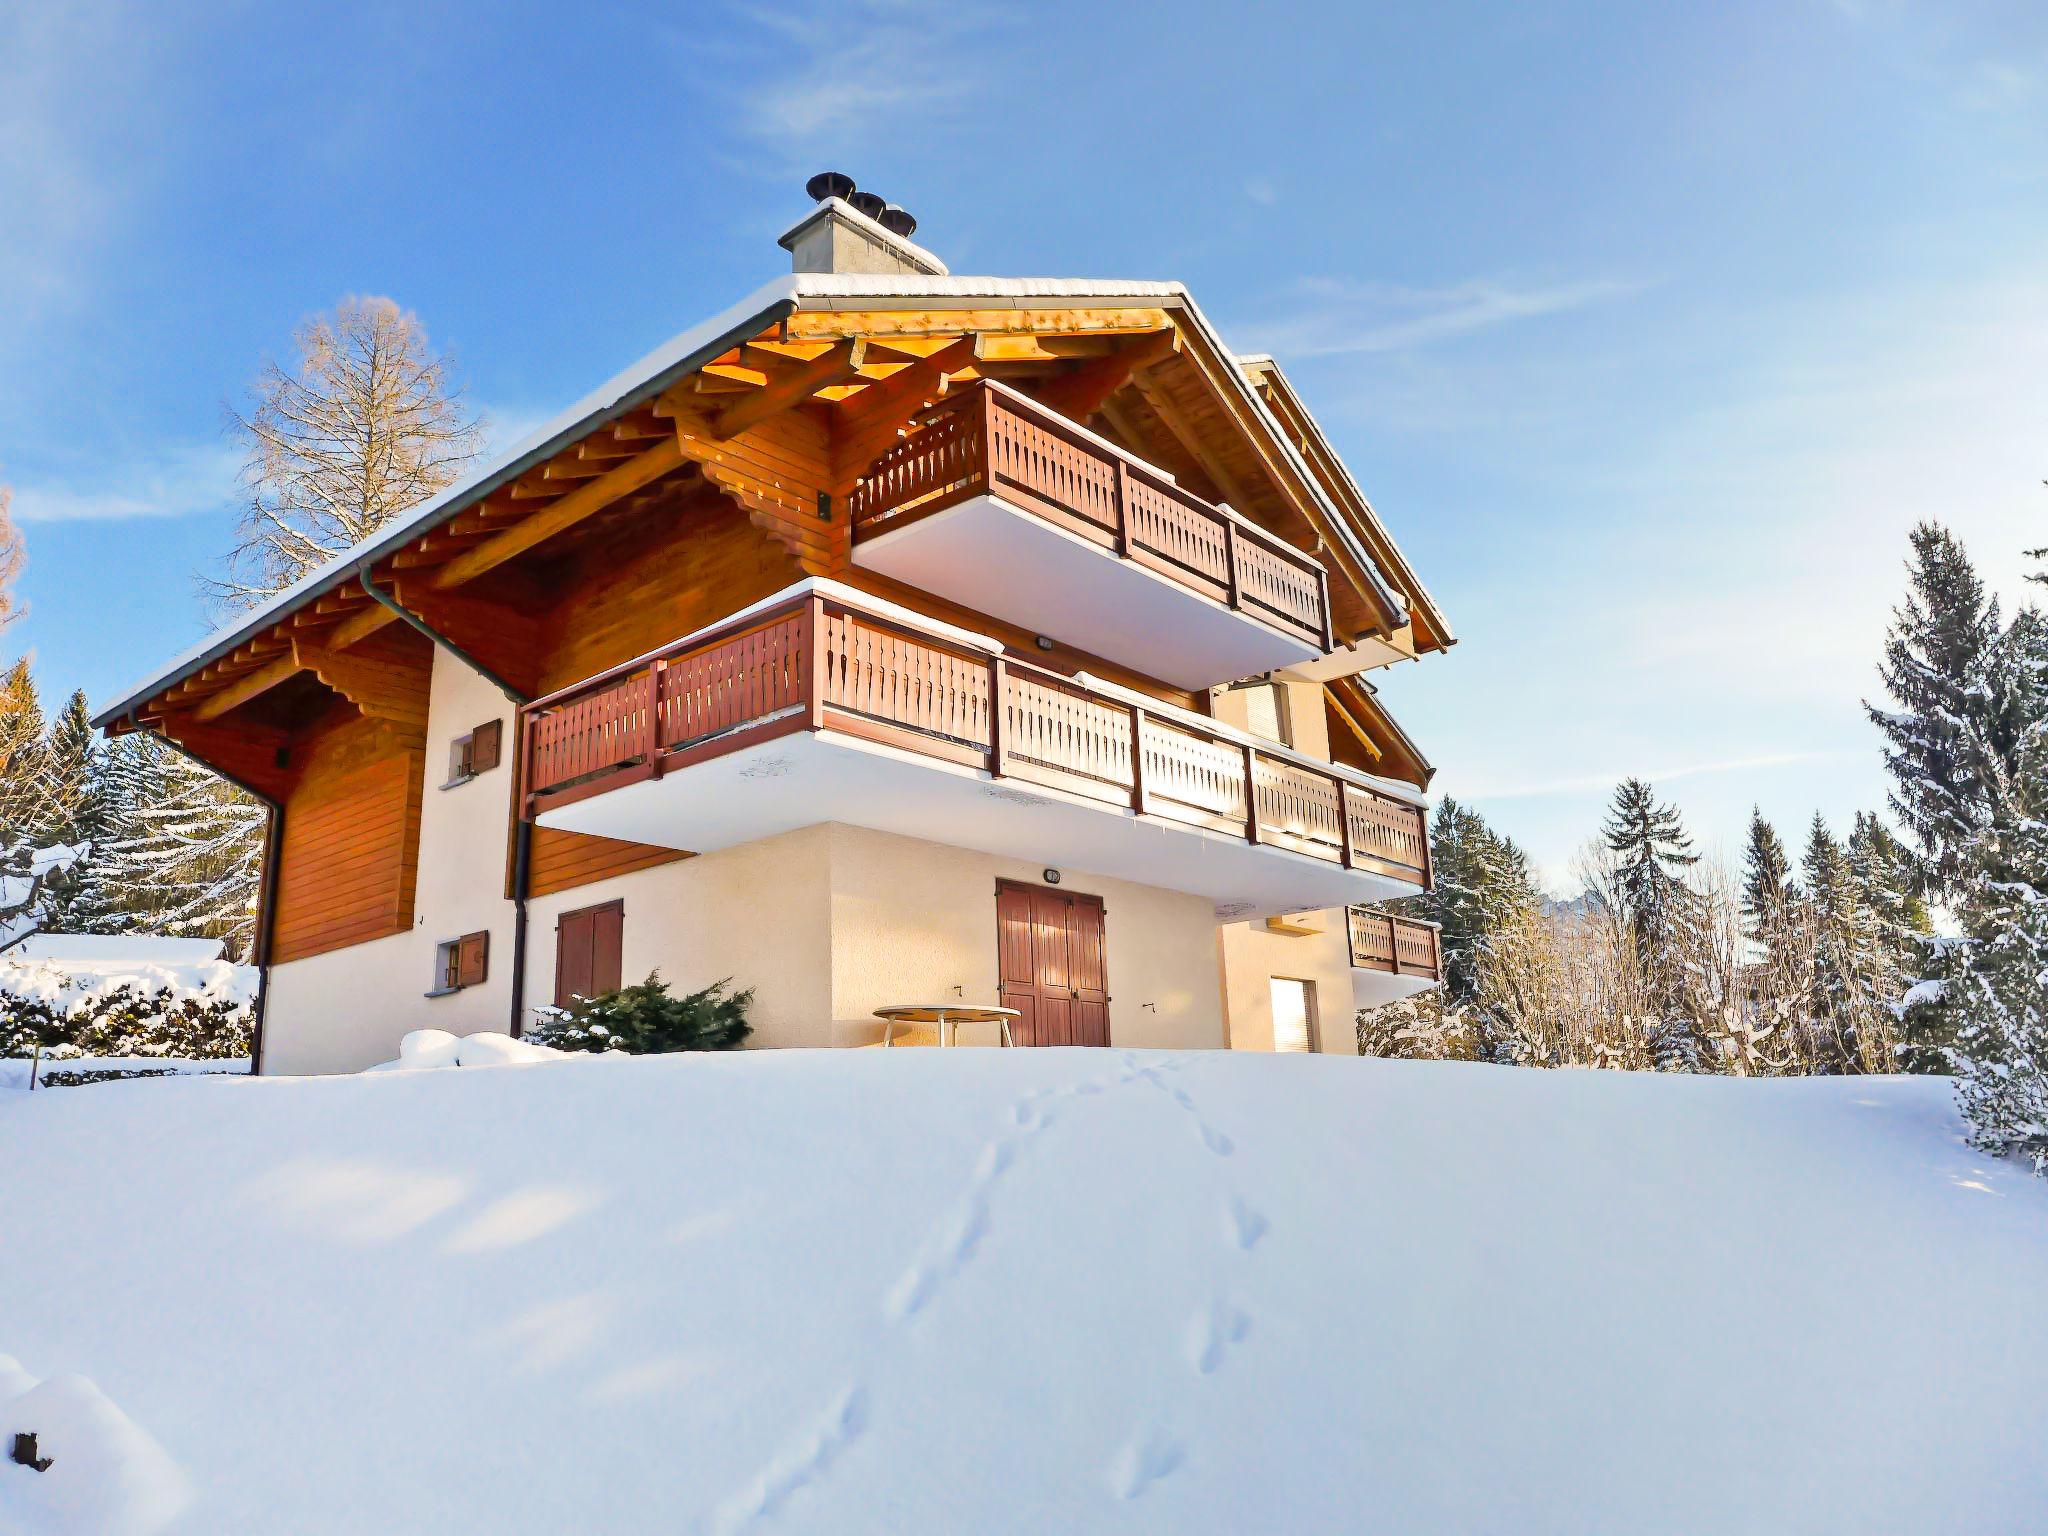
[97,274,1408,727]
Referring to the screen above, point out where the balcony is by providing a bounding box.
[846,381,1332,692]
[519,585,1429,919]
[1348,906,1444,1006]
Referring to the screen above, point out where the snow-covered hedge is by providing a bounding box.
[0,952,253,1065]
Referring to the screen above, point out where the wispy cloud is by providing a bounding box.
[1242,275,1646,360]
[703,0,1009,163]
[1447,752,1847,804]
[9,442,239,524]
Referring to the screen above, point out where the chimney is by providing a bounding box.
[779,172,948,277]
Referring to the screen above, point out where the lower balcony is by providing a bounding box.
[519,585,1429,920]
[1349,906,1444,1006]
[847,381,1331,692]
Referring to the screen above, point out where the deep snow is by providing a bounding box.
[3,1049,2045,1534]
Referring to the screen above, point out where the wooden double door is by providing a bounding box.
[996,880,1110,1047]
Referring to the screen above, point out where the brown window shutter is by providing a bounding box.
[469,719,503,774]
[457,931,489,988]
[555,908,594,1009]
[591,901,624,995]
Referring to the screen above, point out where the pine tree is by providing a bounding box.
[0,657,50,835]
[1411,797,1539,1007]
[1942,607,2048,1162]
[1600,779,1704,1069]
[97,740,267,957]
[1866,524,2016,895]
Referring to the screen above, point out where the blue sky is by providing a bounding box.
[3,0,2044,887]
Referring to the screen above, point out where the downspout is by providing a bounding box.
[355,565,536,1037]
[136,718,283,1077]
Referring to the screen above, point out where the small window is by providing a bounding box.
[555,899,624,1009]
[444,718,505,787]
[1230,682,1292,747]
[429,931,490,996]
[1269,977,1318,1053]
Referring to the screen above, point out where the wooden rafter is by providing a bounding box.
[712,338,867,440]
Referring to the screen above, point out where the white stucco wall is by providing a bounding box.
[819,824,1226,1050]
[517,825,835,1049]
[1217,913,1361,1055]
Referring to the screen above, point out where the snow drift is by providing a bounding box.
[3,1049,2045,1534]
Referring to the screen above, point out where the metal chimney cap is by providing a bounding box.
[878,204,917,238]
[847,189,887,220]
[805,171,856,202]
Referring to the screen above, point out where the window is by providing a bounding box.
[1229,682,1292,747]
[444,718,504,787]
[1269,977,1318,1053]
[430,931,490,996]
[555,899,624,1009]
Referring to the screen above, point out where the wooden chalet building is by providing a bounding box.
[96,185,1454,1072]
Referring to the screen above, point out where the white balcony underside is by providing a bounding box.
[536,730,1419,920]
[1350,968,1440,1006]
[852,495,1321,691]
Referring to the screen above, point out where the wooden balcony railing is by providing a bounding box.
[519,593,1430,889]
[1348,907,1443,980]
[847,381,1333,652]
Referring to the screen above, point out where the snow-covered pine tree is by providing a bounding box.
[1866,524,2015,896]
[1411,797,1539,1009]
[1943,606,2048,1163]
[31,689,115,931]
[1736,807,1807,1071]
[1601,778,1704,1069]
[97,738,267,958]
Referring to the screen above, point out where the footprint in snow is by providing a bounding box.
[1110,1423,1186,1499]
[1226,1194,1269,1252]
[1185,1299,1252,1375]
[711,1385,869,1533]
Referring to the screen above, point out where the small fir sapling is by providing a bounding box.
[529,972,753,1054]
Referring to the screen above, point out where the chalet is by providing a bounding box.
[94,181,1453,1073]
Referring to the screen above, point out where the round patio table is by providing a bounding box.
[874,1002,1020,1048]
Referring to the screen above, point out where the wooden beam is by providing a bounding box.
[1132,372,1259,513]
[825,334,981,487]
[711,338,867,440]
[430,436,686,590]
[291,631,428,733]
[1028,329,1181,421]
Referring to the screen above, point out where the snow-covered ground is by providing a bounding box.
[3,1049,2045,1534]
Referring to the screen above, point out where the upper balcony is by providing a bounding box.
[518,584,1429,920]
[846,381,1332,692]
[1348,906,1444,1007]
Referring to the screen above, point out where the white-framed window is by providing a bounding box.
[1269,976,1318,1053]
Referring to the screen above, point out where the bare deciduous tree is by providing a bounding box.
[208,296,484,612]
[0,485,24,632]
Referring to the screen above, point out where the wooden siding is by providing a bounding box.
[272,713,426,963]
[525,489,807,895]
[528,827,690,899]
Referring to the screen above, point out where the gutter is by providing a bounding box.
[357,566,536,1038]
